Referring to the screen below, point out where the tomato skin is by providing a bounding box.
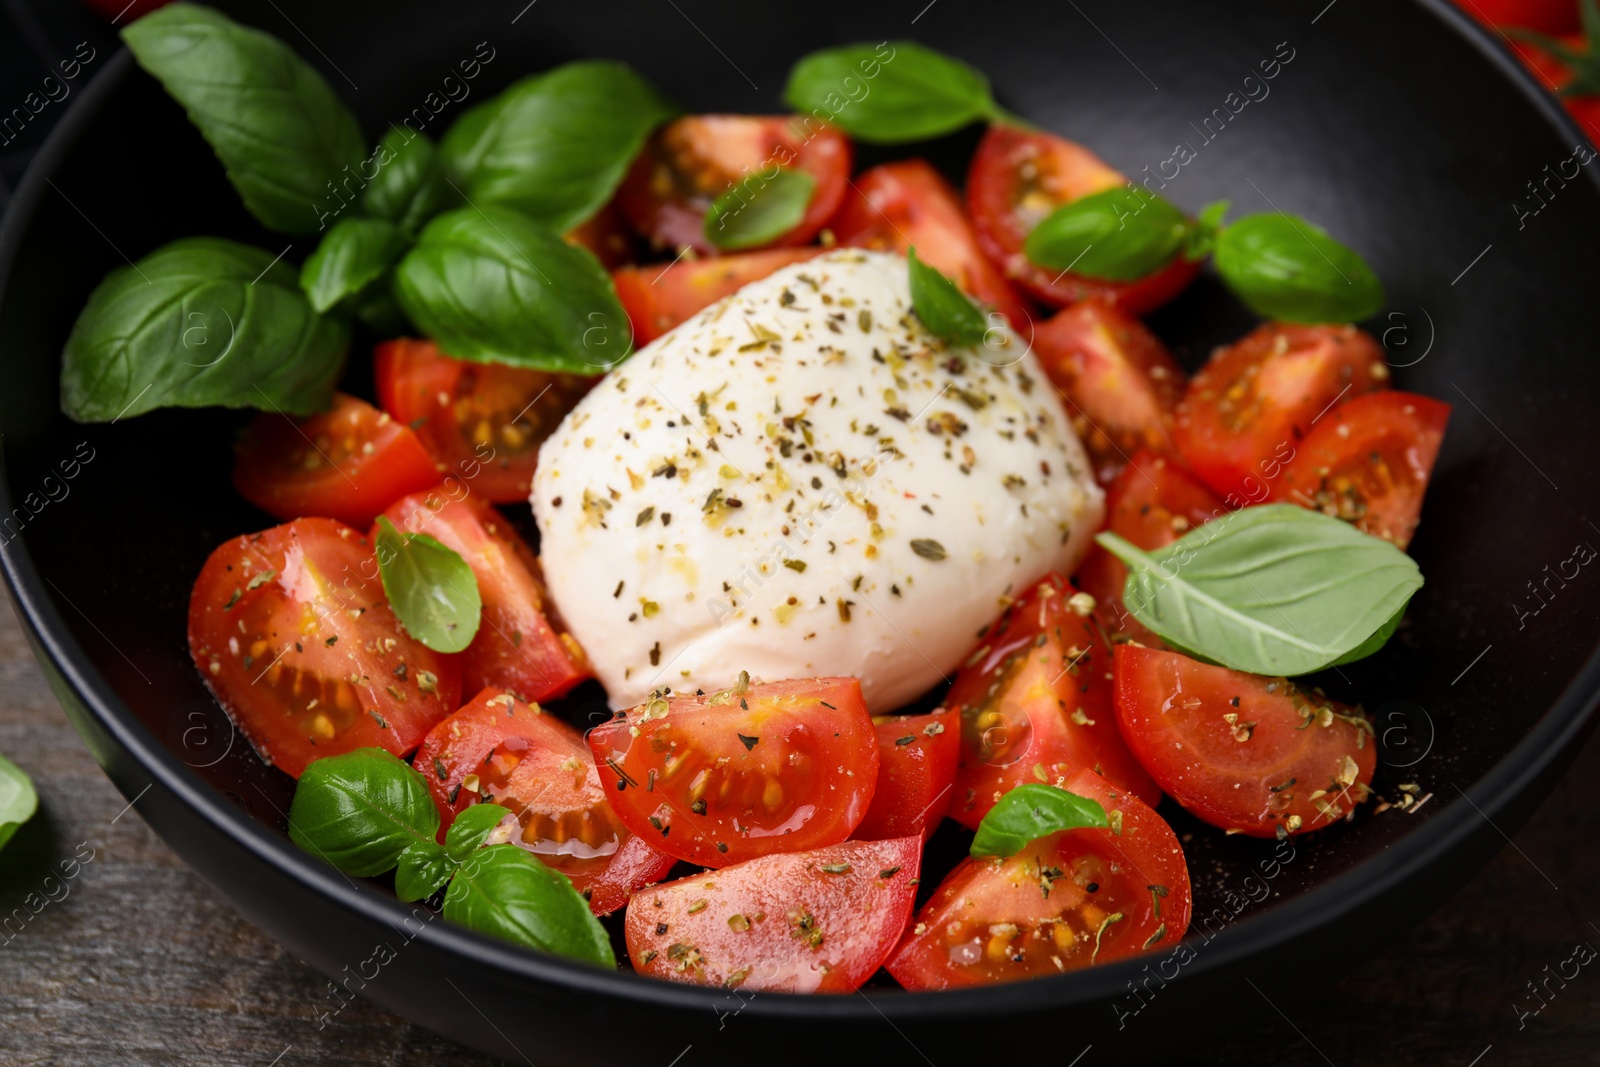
[855,709,959,842]
[1031,298,1188,483]
[1114,646,1376,838]
[1171,323,1388,505]
[373,339,592,505]
[829,159,1033,327]
[948,574,1160,830]
[586,677,878,868]
[1270,391,1450,550]
[1458,0,1579,34]
[965,124,1200,315]
[616,115,852,254]
[232,393,440,528]
[613,248,823,347]
[187,518,462,778]
[626,837,921,992]
[888,769,1190,989]
[378,490,590,702]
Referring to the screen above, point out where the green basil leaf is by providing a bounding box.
[1214,213,1385,323]
[971,784,1109,858]
[1185,199,1231,261]
[704,168,817,251]
[1098,503,1423,676]
[783,41,998,143]
[908,248,988,346]
[0,752,38,853]
[60,237,347,423]
[122,4,364,236]
[443,845,615,967]
[374,516,481,653]
[1328,601,1406,667]
[439,60,676,233]
[394,205,631,374]
[361,129,455,237]
[353,278,412,335]
[1023,187,1189,281]
[300,217,409,314]
[395,839,454,903]
[445,803,514,862]
[288,749,439,877]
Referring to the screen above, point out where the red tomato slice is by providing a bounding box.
[965,125,1200,315]
[613,247,823,347]
[1074,449,1225,643]
[947,574,1159,829]
[563,200,637,270]
[1270,391,1450,550]
[829,159,1033,327]
[1031,298,1188,483]
[378,490,590,703]
[187,518,462,778]
[626,837,921,992]
[1171,323,1388,505]
[616,115,852,253]
[232,393,440,528]
[1113,646,1377,838]
[413,687,674,916]
[855,709,959,842]
[586,677,878,868]
[373,339,592,505]
[887,769,1190,988]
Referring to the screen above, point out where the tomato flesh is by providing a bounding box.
[626,837,921,992]
[187,518,461,778]
[586,677,878,868]
[563,200,637,270]
[1114,645,1376,838]
[613,247,823,347]
[887,769,1190,988]
[948,573,1160,829]
[855,709,959,842]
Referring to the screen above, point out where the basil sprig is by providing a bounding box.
[1097,504,1422,677]
[971,784,1109,859]
[783,41,1002,143]
[123,3,365,236]
[704,168,817,251]
[1024,188,1191,282]
[300,217,409,314]
[289,749,614,967]
[60,237,347,423]
[361,129,456,238]
[1214,213,1385,324]
[374,517,481,654]
[0,752,37,853]
[907,248,988,346]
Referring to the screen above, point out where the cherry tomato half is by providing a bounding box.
[613,248,823,347]
[855,709,959,842]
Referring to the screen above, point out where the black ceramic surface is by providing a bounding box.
[2,0,1598,1062]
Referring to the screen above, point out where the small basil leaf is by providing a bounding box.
[908,248,987,346]
[1328,601,1407,667]
[394,205,632,374]
[1023,187,1189,281]
[971,784,1110,858]
[1185,199,1231,261]
[300,217,409,314]
[439,60,676,233]
[374,516,481,653]
[0,752,38,853]
[287,749,440,877]
[122,4,364,236]
[60,237,347,422]
[445,803,514,862]
[1214,212,1385,323]
[704,168,817,251]
[361,129,456,237]
[783,41,998,143]
[443,845,615,967]
[395,839,454,903]
[1098,504,1423,677]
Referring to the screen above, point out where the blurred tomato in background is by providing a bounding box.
[78,0,170,21]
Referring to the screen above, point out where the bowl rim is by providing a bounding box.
[2,0,1598,1024]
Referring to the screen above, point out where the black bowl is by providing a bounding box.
[3,1,1598,1062]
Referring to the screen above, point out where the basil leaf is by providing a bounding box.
[1098,504,1423,676]
[908,248,987,346]
[1185,199,1231,261]
[971,784,1109,858]
[0,752,38,853]
[445,803,514,862]
[374,516,481,653]
[60,237,347,422]
[395,839,454,903]
[439,60,676,233]
[783,41,998,143]
[443,845,615,967]
[394,205,631,374]
[122,4,364,236]
[704,168,817,251]
[300,217,409,314]
[288,749,439,877]
[361,129,455,237]
[1024,188,1189,281]
[353,281,412,335]
[1214,213,1385,323]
